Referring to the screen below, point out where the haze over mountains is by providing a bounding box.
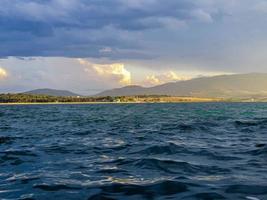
[96,73,267,98]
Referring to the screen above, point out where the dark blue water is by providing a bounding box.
[0,103,267,200]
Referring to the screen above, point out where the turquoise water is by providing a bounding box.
[0,103,267,200]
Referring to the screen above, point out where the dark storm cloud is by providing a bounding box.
[0,0,207,58]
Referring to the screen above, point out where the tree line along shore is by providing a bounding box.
[0,93,225,103]
[1,93,266,104]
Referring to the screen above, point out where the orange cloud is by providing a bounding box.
[77,59,131,85]
[144,71,190,86]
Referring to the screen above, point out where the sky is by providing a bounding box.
[1,0,267,95]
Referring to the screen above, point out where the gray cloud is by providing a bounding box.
[1,0,267,74]
[0,0,216,58]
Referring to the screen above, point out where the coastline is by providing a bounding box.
[0,102,120,105]
[2,93,265,105]
[0,100,263,105]
[0,101,222,105]
[1,96,265,105]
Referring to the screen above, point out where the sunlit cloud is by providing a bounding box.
[78,59,131,85]
[0,67,8,80]
[143,71,191,86]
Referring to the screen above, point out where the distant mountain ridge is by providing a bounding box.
[96,73,267,98]
[24,88,81,97]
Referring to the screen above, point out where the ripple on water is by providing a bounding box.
[0,149,38,166]
[0,136,13,144]
[33,184,80,191]
[225,184,267,195]
[134,158,231,175]
[87,180,189,199]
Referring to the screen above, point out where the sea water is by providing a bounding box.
[0,103,267,199]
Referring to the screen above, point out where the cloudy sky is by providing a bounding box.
[1,0,267,94]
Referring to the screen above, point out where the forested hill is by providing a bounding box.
[96,73,267,98]
[24,88,81,97]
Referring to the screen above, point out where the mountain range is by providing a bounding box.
[22,73,267,98]
[24,88,81,97]
[96,73,267,98]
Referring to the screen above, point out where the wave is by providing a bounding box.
[234,119,267,127]
[33,184,80,191]
[133,144,240,161]
[134,158,230,174]
[0,136,13,144]
[234,120,259,127]
[131,143,187,155]
[250,146,267,156]
[183,192,226,200]
[88,180,189,199]
[225,184,267,195]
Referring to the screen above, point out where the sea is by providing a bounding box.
[0,103,267,200]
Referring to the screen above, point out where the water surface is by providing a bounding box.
[0,103,267,199]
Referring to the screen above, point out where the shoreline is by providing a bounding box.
[2,94,265,105]
[0,101,219,105]
[0,101,265,105]
[0,102,218,105]
[0,102,122,105]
